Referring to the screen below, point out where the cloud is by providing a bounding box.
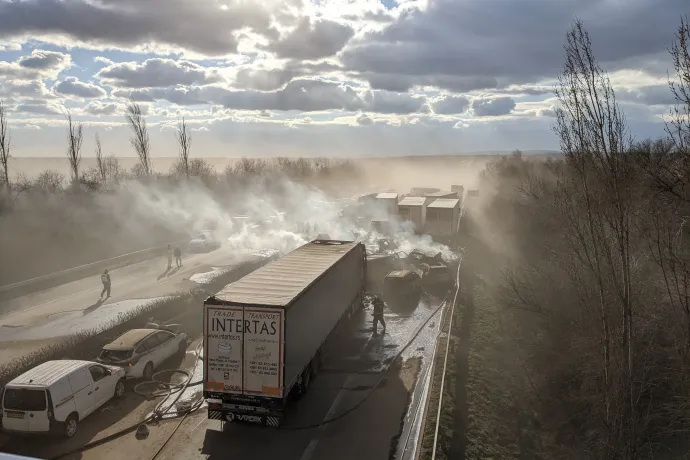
[266,17,355,60]
[15,100,64,115]
[0,79,53,99]
[472,97,516,116]
[0,0,296,57]
[433,95,470,115]
[18,49,70,71]
[83,101,123,116]
[356,113,373,125]
[112,79,429,114]
[54,77,107,98]
[97,58,223,88]
[340,0,688,92]
[0,49,71,79]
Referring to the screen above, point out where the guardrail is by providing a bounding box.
[0,241,187,302]
[410,260,462,460]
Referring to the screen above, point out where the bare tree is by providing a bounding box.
[94,132,106,184]
[668,14,690,154]
[0,101,11,195]
[125,98,151,176]
[176,117,192,179]
[65,111,83,184]
[553,19,635,458]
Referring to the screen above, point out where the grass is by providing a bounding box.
[463,284,543,460]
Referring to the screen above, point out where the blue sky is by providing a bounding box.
[0,0,686,158]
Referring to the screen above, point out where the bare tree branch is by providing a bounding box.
[176,117,192,179]
[0,100,11,196]
[94,132,106,184]
[125,98,151,176]
[65,111,83,184]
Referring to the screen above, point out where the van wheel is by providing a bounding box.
[64,414,78,438]
[143,362,154,381]
[115,379,126,398]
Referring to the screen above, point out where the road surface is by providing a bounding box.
[0,296,443,460]
[0,247,272,367]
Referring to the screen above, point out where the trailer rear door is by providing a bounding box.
[242,308,284,398]
[204,304,244,394]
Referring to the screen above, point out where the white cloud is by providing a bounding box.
[97,58,224,88]
[54,76,107,98]
[0,49,71,79]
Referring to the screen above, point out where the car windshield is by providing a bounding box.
[4,388,47,411]
[99,349,133,362]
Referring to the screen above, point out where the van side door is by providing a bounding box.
[88,365,115,409]
[67,368,95,419]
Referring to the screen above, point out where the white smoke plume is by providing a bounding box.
[110,176,458,261]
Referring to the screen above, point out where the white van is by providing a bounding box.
[2,360,126,438]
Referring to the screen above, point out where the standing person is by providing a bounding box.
[166,244,173,270]
[100,269,111,299]
[372,295,386,335]
[174,246,182,268]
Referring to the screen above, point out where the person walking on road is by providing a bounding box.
[174,246,182,268]
[166,244,173,270]
[100,269,111,299]
[372,295,386,335]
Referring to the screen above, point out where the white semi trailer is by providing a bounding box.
[203,239,367,427]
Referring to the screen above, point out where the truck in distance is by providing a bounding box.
[202,239,367,427]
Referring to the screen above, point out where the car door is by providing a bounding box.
[139,335,163,369]
[153,331,177,364]
[88,365,114,409]
[67,368,95,419]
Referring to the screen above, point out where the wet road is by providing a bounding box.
[0,248,271,367]
[0,297,444,460]
[138,298,442,460]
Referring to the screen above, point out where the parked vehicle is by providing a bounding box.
[203,239,367,427]
[96,327,188,380]
[188,231,222,253]
[2,360,126,438]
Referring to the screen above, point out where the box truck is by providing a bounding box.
[202,239,367,427]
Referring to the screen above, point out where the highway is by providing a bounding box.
[0,297,443,460]
[0,247,272,367]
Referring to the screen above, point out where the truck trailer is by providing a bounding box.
[202,239,367,427]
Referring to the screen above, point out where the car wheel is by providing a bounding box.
[64,414,78,438]
[143,362,154,381]
[115,378,126,398]
[178,340,188,355]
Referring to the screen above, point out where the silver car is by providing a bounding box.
[96,327,188,380]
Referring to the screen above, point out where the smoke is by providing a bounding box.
[110,175,458,261]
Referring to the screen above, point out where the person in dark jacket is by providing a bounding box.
[372,296,386,335]
[100,269,111,299]
[174,246,182,268]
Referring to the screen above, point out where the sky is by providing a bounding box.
[0,0,687,158]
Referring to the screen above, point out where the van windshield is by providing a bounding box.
[4,388,47,411]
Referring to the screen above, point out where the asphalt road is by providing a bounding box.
[155,299,442,460]
[0,247,271,367]
[0,278,444,460]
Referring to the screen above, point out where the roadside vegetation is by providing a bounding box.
[448,16,690,460]
[0,93,362,284]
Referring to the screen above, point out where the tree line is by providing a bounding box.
[467,16,690,459]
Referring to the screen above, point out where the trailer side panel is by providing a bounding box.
[284,243,365,390]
